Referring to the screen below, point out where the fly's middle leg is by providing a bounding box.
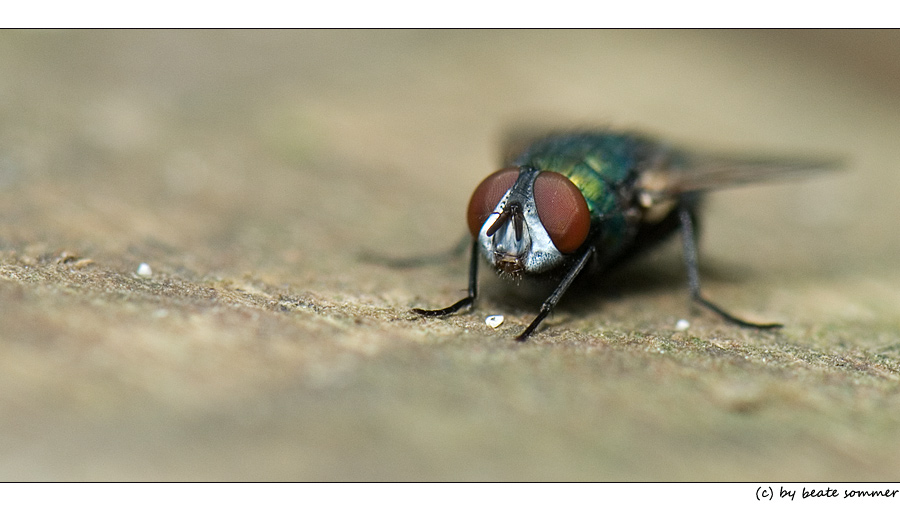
[678,206,782,329]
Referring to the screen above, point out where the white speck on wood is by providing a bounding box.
[485,315,504,329]
[136,263,152,278]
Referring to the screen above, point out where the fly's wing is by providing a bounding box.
[636,147,843,207]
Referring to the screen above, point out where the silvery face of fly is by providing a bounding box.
[475,167,564,277]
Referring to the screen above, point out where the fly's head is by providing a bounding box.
[466,166,591,279]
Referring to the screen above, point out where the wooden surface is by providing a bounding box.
[1,30,899,481]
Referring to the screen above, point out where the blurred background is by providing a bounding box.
[1,30,899,480]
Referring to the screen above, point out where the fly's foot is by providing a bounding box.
[411,297,474,317]
[693,295,783,329]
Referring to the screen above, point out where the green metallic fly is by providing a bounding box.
[412,131,836,341]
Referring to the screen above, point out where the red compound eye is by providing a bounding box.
[533,172,590,253]
[466,167,519,237]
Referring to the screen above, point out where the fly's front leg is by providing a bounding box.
[411,238,479,317]
[516,245,595,342]
[678,206,782,329]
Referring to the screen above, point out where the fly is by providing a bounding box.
[412,131,838,341]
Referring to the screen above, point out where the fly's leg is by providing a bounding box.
[361,234,469,268]
[516,245,596,342]
[678,206,782,329]
[411,238,479,317]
